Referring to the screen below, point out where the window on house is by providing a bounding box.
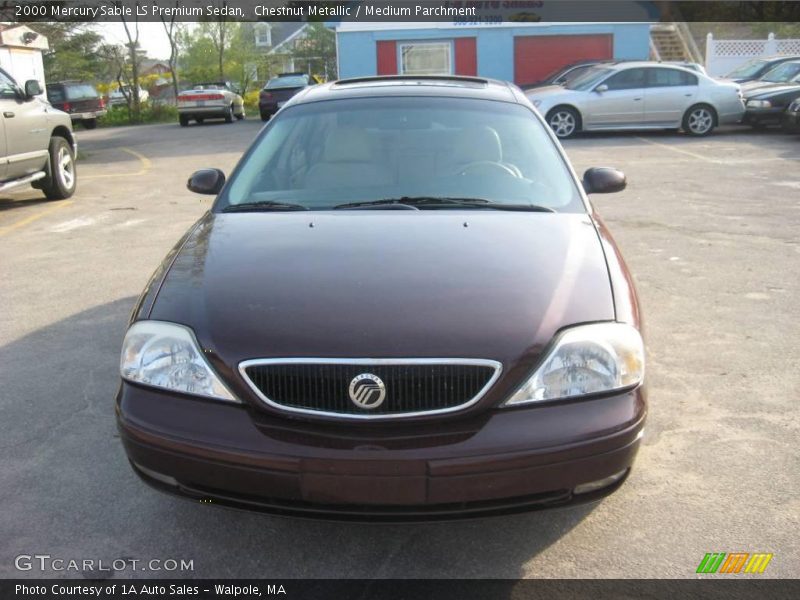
[399,42,452,76]
[255,24,272,48]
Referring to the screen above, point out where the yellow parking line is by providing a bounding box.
[0,200,74,237]
[635,136,718,163]
[81,147,151,180]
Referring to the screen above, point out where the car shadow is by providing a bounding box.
[0,195,52,212]
[0,297,597,581]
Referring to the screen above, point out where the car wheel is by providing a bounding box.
[235,108,245,120]
[179,115,189,127]
[82,118,97,130]
[224,105,234,123]
[683,104,716,136]
[41,137,77,200]
[260,111,270,121]
[196,118,205,124]
[546,106,580,139]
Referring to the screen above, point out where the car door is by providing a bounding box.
[583,68,647,128]
[0,69,50,179]
[644,68,699,125]
[0,71,17,181]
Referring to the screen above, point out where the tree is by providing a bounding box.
[178,28,220,84]
[288,23,337,80]
[36,23,105,82]
[160,1,182,100]
[200,3,237,81]
[226,24,262,94]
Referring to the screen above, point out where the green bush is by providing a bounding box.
[99,103,179,127]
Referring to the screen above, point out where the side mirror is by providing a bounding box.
[187,169,225,195]
[594,84,608,93]
[582,167,626,194]
[24,80,42,98]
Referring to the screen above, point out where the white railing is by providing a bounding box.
[706,32,800,77]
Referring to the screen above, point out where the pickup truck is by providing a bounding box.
[1,68,77,200]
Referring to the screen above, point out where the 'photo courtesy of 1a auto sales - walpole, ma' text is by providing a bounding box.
[1,1,798,599]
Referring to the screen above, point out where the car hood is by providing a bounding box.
[149,212,614,371]
[744,82,800,99]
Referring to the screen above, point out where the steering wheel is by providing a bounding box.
[457,161,519,178]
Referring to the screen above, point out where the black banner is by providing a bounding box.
[2,0,800,23]
[4,579,800,600]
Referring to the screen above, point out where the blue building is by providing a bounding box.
[334,22,653,86]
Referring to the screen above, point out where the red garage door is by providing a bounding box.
[514,35,613,86]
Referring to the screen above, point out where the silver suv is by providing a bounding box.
[1,68,77,199]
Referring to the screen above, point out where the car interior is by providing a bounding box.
[226,100,579,210]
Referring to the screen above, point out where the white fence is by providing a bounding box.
[705,33,800,77]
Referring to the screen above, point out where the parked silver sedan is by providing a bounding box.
[526,62,744,138]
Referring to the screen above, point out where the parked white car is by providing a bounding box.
[177,82,244,126]
[108,86,149,107]
[526,62,744,138]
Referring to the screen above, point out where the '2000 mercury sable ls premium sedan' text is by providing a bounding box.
[117,76,646,520]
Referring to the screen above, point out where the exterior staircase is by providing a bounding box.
[650,23,703,63]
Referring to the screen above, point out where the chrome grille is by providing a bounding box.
[239,359,502,419]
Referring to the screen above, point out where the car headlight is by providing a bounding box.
[120,320,237,402]
[503,323,644,406]
[747,99,772,108]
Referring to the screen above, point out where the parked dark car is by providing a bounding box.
[743,61,800,128]
[258,72,312,120]
[740,59,800,94]
[521,60,610,90]
[783,96,800,132]
[45,82,106,129]
[117,75,646,520]
[724,54,800,84]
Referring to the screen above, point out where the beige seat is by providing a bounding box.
[305,128,393,189]
[448,126,522,177]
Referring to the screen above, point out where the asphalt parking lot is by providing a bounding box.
[1,120,798,579]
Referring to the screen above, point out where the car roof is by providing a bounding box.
[291,75,522,106]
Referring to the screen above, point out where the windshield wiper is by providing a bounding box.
[333,197,555,212]
[222,201,309,212]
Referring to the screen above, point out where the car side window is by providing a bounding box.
[47,87,65,103]
[603,69,647,91]
[0,70,19,99]
[648,68,698,87]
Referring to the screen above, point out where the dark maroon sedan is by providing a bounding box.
[258,72,312,121]
[117,75,646,520]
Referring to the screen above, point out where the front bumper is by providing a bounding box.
[743,106,785,126]
[117,383,646,521]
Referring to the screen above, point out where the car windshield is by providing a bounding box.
[219,96,582,212]
[726,58,768,79]
[266,75,308,89]
[65,85,98,100]
[565,67,614,90]
[760,62,800,82]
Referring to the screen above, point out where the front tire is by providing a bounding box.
[546,106,581,139]
[41,137,76,200]
[683,104,716,136]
